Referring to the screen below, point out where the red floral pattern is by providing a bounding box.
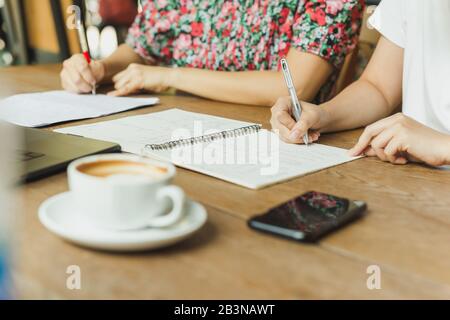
[127,0,364,101]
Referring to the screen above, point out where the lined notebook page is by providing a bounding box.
[145,130,357,189]
[57,109,255,154]
[0,91,159,127]
[56,109,360,189]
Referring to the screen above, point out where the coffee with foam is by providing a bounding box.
[77,160,168,179]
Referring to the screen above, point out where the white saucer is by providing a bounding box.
[38,192,207,252]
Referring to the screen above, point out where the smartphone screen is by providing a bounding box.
[248,191,367,242]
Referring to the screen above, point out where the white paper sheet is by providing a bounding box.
[56,109,361,189]
[0,91,159,127]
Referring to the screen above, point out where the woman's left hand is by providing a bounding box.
[349,113,450,166]
[108,64,173,96]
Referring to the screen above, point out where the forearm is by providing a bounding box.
[100,44,147,83]
[169,68,300,106]
[315,36,404,133]
[319,78,398,133]
[167,50,332,106]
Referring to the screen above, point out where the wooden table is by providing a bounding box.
[2,65,450,300]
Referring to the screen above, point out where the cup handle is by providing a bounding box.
[147,186,186,228]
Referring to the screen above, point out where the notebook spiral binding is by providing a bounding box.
[145,124,263,151]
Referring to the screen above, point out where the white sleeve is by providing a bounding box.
[368,0,406,48]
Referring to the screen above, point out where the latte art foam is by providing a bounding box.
[77,160,168,179]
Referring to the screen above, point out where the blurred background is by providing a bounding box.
[0,0,141,67]
[0,0,381,73]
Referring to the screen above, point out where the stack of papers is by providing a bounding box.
[0,91,159,127]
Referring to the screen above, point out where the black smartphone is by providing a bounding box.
[248,191,367,242]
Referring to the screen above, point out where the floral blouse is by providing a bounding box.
[127,0,364,101]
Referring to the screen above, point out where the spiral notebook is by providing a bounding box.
[56,109,360,189]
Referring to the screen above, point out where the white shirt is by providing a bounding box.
[369,0,450,134]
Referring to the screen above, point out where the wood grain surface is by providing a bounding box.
[2,64,450,299]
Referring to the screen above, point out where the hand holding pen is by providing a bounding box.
[270,58,324,145]
[74,19,99,95]
[61,22,105,94]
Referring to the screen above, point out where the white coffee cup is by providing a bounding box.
[68,154,186,231]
